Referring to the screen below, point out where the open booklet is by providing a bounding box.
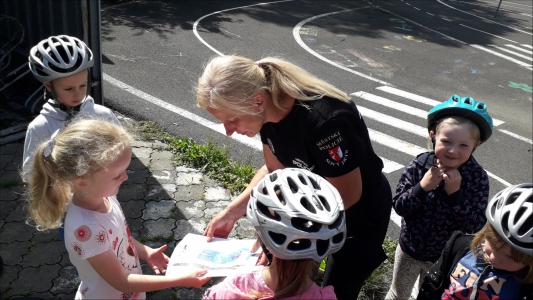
[166,233,261,277]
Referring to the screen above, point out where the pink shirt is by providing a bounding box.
[203,266,337,300]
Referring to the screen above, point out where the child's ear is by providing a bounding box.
[429,131,435,139]
[43,82,52,92]
[73,177,88,192]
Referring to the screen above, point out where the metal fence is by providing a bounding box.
[1,0,103,106]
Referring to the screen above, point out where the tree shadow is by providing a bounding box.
[101,0,531,48]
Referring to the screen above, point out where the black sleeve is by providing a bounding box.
[417,232,472,300]
[309,117,366,178]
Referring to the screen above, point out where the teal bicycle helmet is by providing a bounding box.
[427,95,493,142]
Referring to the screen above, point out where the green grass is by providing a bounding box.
[134,121,256,194]
[357,237,397,300]
[0,180,22,189]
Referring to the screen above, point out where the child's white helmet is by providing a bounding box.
[28,35,94,83]
[486,183,533,255]
[247,168,346,262]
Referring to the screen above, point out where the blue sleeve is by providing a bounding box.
[392,158,430,217]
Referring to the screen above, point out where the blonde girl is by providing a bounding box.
[418,183,533,299]
[204,168,346,299]
[26,119,209,299]
[387,95,494,299]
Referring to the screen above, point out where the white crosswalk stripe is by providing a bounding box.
[470,44,533,70]
[350,86,531,187]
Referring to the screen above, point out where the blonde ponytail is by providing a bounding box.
[197,55,350,115]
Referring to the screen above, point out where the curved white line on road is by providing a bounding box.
[437,0,533,36]
[193,0,294,56]
[292,8,392,86]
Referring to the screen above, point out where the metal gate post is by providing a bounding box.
[83,0,103,105]
[494,0,503,18]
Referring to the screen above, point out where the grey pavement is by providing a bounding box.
[0,125,256,299]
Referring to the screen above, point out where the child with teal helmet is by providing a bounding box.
[386,95,493,300]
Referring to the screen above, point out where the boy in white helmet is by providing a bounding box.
[417,183,533,300]
[23,35,120,181]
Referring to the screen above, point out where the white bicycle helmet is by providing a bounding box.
[486,183,533,255]
[247,168,346,262]
[28,35,93,83]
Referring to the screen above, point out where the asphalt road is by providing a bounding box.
[100,0,533,204]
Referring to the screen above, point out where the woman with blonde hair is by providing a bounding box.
[197,55,392,298]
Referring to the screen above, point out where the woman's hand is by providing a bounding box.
[144,245,170,275]
[420,165,445,192]
[442,168,461,195]
[203,208,241,241]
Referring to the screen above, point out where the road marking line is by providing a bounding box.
[359,106,428,137]
[381,157,405,173]
[488,44,533,61]
[505,44,533,54]
[471,44,532,70]
[376,86,506,126]
[368,128,427,156]
[426,12,434,16]
[377,86,440,106]
[459,24,518,43]
[380,5,531,72]
[522,44,533,49]
[193,0,294,56]
[293,8,392,86]
[103,73,263,150]
[498,129,533,144]
[352,91,428,118]
[437,0,533,35]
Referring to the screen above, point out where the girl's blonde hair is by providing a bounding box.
[197,55,350,115]
[471,223,533,284]
[248,238,318,298]
[26,119,131,231]
[428,116,481,151]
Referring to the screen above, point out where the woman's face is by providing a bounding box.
[206,107,265,137]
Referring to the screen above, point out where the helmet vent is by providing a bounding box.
[317,239,329,256]
[298,173,308,185]
[464,98,472,105]
[477,103,485,109]
[274,185,286,206]
[269,173,278,182]
[452,96,459,102]
[307,176,321,190]
[300,197,317,214]
[268,231,287,245]
[287,177,299,193]
[287,239,311,251]
[318,195,331,212]
[507,193,519,205]
[332,232,344,244]
[292,217,321,232]
[257,201,281,221]
[328,212,344,230]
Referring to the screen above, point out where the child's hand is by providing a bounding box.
[420,165,445,192]
[145,245,170,275]
[442,168,462,195]
[175,269,211,288]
